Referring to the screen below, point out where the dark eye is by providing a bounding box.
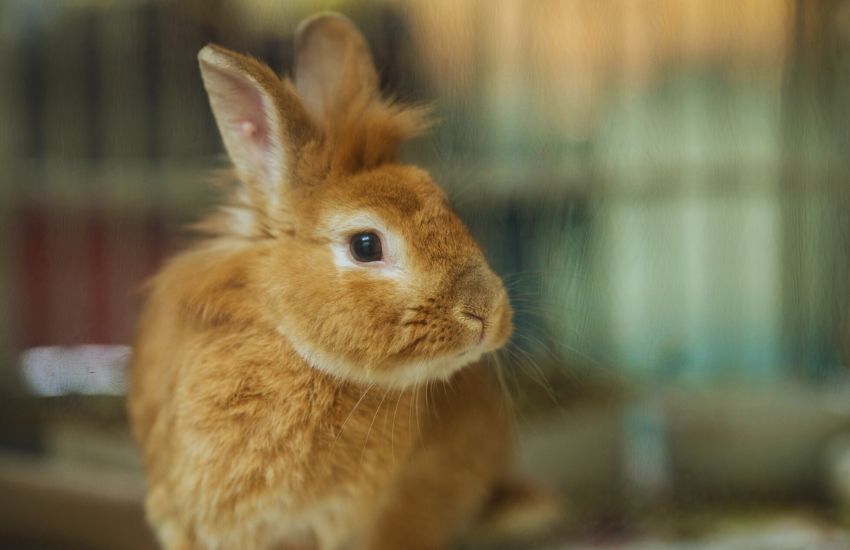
[350,232,383,263]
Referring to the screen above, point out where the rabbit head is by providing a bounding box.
[197,14,512,388]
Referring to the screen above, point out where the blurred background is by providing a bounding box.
[1,0,850,548]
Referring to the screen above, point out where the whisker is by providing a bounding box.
[360,388,389,465]
[414,378,424,443]
[390,389,406,462]
[333,383,375,447]
[507,344,559,407]
[492,352,516,422]
[424,380,432,418]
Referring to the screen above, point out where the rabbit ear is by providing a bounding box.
[294,13,380,125]
[198,45,314,216]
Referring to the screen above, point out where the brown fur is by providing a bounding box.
[128,13,548,549]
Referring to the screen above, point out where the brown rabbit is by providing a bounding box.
[128,13,555,550]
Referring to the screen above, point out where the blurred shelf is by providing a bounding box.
[0,452,154,550]
[1,160,218,216]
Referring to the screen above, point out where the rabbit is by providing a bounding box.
[128,12,557,550]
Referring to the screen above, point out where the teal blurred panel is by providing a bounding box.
[589,72,800,380]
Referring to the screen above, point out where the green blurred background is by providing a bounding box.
[1,0,849,548]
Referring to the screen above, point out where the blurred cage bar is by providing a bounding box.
[0,0,440,375]
[1,1,212,355]
[0,0,848,395]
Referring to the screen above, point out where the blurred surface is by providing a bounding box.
[1,0,850,548]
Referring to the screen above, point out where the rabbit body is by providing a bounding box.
[130,243,511,549]
[128,13,524,550]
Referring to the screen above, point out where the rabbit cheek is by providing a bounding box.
[313,275,404,364]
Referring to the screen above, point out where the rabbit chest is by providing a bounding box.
[136,316,421,544]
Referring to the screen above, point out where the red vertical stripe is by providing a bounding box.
[18,203,51,349]
[14,203,173,349]
[87,207,110,343]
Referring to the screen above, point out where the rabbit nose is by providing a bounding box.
[447,262,499,309]
[455,308,487,344]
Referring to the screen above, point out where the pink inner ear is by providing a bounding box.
[222,70,272,156]
[241,121,258,137]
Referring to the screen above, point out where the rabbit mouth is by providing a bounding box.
[454,348,482,363]
[456,328,490,357]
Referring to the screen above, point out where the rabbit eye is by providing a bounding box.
[350,232,383,263]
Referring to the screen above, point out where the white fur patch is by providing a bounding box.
[278,326,485,389]
[282,325,484,389]
[222,206,257,237]
[324,212,409,284]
